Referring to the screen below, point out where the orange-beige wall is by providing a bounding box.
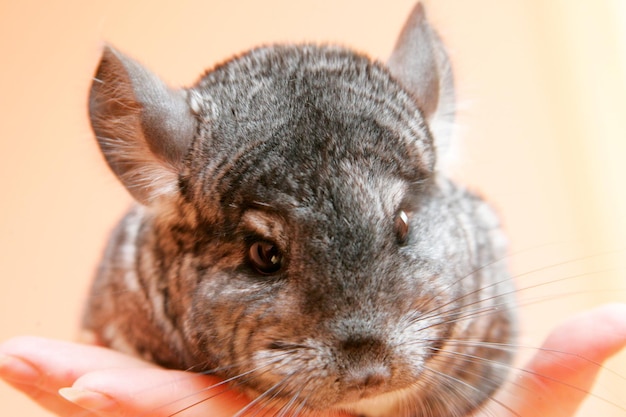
[1,1,624,416]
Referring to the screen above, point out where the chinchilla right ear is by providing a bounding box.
[387,3,456,168]
[89,46,196,205]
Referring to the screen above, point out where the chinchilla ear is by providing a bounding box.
[388,3,455,166]
[89,45,196,205]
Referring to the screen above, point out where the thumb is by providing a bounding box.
[482,303,626,417]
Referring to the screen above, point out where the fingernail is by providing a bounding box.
[59,387,118,412]
[0,353,40,384]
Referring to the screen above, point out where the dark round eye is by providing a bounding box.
[248,240,283,275]
[394,210,409,245]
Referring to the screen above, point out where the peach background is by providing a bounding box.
[0,0,624,416]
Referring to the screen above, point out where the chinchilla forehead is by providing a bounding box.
[183,45,435,207]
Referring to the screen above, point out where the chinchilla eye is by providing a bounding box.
[394,210,409,245]
[248,240,283,275]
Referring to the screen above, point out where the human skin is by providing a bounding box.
[0,303,625,417]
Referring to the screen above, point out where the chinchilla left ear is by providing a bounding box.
[89,45,196,205]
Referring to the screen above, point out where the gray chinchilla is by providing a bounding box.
[84,3,517,416]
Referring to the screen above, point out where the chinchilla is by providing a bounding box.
[83,3,517,416]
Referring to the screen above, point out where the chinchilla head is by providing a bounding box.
[86,3,515,416]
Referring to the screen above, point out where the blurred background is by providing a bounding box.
[0,0,624,415]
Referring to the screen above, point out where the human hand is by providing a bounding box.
[0,337,253,417]
[1,304,625,417]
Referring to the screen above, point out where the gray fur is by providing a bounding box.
[84,3,516,416]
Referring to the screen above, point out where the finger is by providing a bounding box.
[0,337,252,417]
[0,336,154,393]
[481,303,626,417]
[60,367,259,417]
[1,378,98,417]
[0,336,155,417]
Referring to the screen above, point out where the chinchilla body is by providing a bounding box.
[84,4,517,416]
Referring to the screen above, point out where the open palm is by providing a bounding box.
[1,304,625,417]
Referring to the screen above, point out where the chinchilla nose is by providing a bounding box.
[341,335,392,390]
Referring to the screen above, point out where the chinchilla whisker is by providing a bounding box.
[429,337,626,397]
[271,389,304,417]
[512,266,617,295]
[427,347,520,375]
[148,359,289,417]
[194,349,297,376]
[227,360,303,417]
[414,277,518,326]
[414,275,517,325]
[511,364,626,413]
[407,301,511,335]
[423,339,519,355]
[428,347,626,414]
[416,248,623,325]
[228,360,295,391]
[231,372,299,417]
[413,265,511,318]
[524,347,626,384]
[271,371,321,417]
[422,364,520,417]
[432,299,507,321]
[132,371,242,417]
[512,287,626,311]
[511,247,625,279]
[414,266,619,331]
[249,387,297,417]
[282,395,310,417]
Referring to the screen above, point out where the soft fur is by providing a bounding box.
[84,4,516,416]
